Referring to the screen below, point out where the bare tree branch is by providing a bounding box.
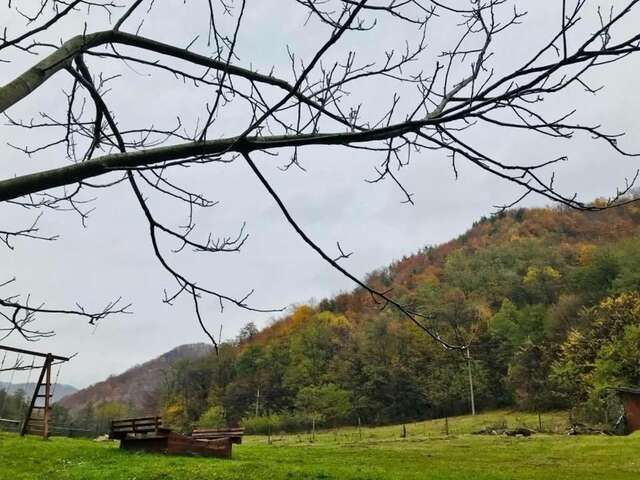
[1,0,640,345]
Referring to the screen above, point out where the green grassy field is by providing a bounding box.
[1,411,638,480]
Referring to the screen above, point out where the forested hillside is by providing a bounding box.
[29,203,640,434]
[58,344,213,413]
[152,203,640,433]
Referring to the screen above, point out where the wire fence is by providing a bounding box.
[0,418,96,438]
[247,411,575,445]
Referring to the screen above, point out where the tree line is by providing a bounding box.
[156,204,640,433]
[3,204,638,435]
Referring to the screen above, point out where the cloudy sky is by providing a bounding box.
[1,1,639,388]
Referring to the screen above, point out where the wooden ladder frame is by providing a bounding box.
[20,353,53,438]
[0,345,69,440]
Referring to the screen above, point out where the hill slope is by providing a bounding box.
[254,204,640,342]
[60,203,640,429]
[157,203,640,428]
[0,382,77,403]
[59,343,212,412]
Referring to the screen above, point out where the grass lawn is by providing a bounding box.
[1,411,638,480]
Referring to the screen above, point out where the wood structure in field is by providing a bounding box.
[191,427,245,444]
[109,416,232,458]
[0,344,70,439]
[614,387,640,434]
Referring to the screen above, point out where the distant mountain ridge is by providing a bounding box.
[59,343,213,412]
[0,382,77,403]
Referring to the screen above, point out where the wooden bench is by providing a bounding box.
[109,416,232,458]
[191,427,245,444]
[109,416,170,440]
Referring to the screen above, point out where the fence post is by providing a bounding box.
[538,412,542,432]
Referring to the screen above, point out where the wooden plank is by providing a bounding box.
[111,423,160,430]
[112,416,161,424]
[191,435,242,444]
[110,425,162,432]
[166,433,231,458]
[191,432,244,436]
[0,345,69,362]
[110,431,165,439]
[0,418,20,425]
[110,428,160,435]
[112,422,156,426]
[191,427,245,444]
[193,427,244,433]
[192,431,245,436]
[110,416,163,437]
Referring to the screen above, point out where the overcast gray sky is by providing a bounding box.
[1,1,639,388]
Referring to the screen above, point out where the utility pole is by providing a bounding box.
[466,347,476,416]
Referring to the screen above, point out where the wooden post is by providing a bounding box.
[267,410,272,445]
[43,354,52,439]
[537,412,542,432]
[311,416,316,443]
[401,423,407,438]
[444,416,449,437]
[357,417,362,441]
[0,345,69,362]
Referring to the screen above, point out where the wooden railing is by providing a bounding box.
[109,416,167,439]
